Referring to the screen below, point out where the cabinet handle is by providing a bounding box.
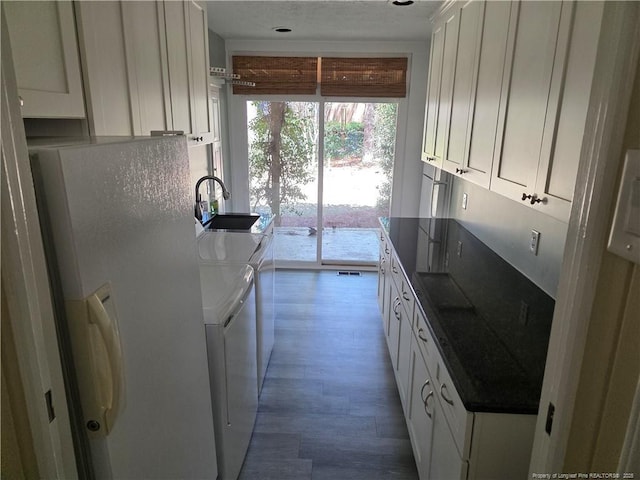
[521,192,546,205]
[385,246,390,255]
[393,298,401,320]
[392,264,398,274]
[379,258,386,274]
[455,168,467,174]
[440,383,454,406]
[424,390,434,418]
[402,289,411,301]
[417,328,428,343]
[420,379,430,402]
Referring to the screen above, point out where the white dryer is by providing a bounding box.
[200,264,258,480]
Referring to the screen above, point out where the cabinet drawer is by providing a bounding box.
[433,355,473,459]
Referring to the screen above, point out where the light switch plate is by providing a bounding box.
[530,230,541,255]
[462,193,468,210]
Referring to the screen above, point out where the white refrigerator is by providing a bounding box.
[29,136,218,479]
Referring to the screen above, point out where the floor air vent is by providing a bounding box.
[337,271,362,276]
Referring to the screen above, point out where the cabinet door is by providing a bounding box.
[464,1,512,189]
[120,1,172,135]
[422,22,445,163]
[5,0,85,118]
[396,297,413,413]
[533,1,599,221]
[75,1,135,135]
[377,235,387,313]
[442,0,484,178]
[164,1,193,136]
[406,336,435,479]
[387,281,402,371]
[186,0,212,143]
[433,10,461,165]
[430,398,469,480]
[490,1,566,201]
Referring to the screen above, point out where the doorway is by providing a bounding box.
[246,100,398,266]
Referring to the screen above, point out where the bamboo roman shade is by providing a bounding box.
[320,57,408,98]
[232,56,318,94]
[231,56,408,97]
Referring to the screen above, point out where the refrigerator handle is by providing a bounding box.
[86,284,125,436]
[68,283,125,438]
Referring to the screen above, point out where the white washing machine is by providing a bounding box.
[200,264,258,480]
[197,231,275,395]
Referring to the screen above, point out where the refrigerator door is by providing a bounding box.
[31,137,217,479]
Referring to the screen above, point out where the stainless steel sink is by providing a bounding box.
[204,214,260,230]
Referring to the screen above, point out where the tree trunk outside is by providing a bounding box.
[363,102,375,163]
[269,102,286,226]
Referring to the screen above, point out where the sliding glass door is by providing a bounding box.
[246,100,397,266]
[321,102,397,264]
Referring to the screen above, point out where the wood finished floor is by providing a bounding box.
[238,270,419,480]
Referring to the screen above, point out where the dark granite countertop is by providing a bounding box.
[381,217,554,415]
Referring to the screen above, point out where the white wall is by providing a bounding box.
[448,177,568,297]
[222,39,429,216]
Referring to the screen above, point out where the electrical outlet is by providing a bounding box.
[462,193,468,210]
[530,230,541,255]
[457,240,463,257]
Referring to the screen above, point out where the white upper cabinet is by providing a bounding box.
[76,0,211,144]
[422,21,444,165]
[423,0,604,222]
[121,2,173,135]
[444,1,512,189]
[164,0,212,146]
[422,9,460,169]
[186,0,213,145]
[5,0,85,118]
[441,0,484,183]
[491,1,574,214]
[531,1,604,221]
[75,1,134,135]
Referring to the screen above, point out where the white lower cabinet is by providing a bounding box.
[379,230,536,479]
[430,403,469,480]
[385,271,413,411]
[407,336,435,478]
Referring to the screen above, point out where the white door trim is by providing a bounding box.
[529,1,640,473]
[1,7,78,478]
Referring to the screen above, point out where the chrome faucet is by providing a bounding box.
[194,175,231,221]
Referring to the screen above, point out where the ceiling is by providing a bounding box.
[206,1,441,42]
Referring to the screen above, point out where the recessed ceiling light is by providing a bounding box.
[272,26,292,33]
[392,1,415,5]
